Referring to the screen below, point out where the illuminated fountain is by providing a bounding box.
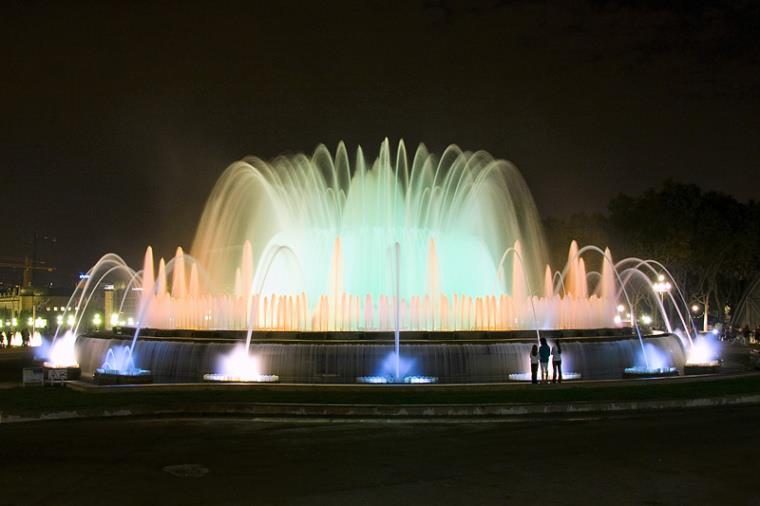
[684,332,721,374]
[10,332,23,347]
[623,342,679,378]
[94,344,152,384]
[39,330,82,380]
[71,140,691,383]
[32,253,148,384]
[203,344,278,382]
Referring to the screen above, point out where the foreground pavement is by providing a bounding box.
[1,406,758,505]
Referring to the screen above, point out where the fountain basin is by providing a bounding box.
[623,366,678,379]
[684,360,721,375]
[94,368,153,385]
[356,375,438,384]
[42,362,81,381]
[76,330,687,384]
[203,373,279,383]
[507,372,581,382]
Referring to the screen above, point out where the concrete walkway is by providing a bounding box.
[3,393,760,424]
[2,407,759,505]
[2,374,760,424]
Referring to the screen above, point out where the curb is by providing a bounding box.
[64,371,760,393]
[2,393,760,424]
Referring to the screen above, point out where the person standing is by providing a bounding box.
[551,341,563,383]
[538,337,551,383]
[530,344,539,384]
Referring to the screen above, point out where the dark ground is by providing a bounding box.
[1,407,758,506]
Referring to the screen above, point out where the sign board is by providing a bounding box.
[22,367,44,387]
[47,368,68,385]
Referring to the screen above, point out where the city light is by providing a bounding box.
[92,313,102,328]
[110,313,119,326]
[56,314,64,326]
[691,304,700,313]
[652,278,672,294]
[616,304,625,313]
[66,314,76,327]
[641,315,653,325]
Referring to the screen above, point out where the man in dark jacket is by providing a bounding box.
[538,337,551,383]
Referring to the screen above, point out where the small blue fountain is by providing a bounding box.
[357,351,437,384]
[624,342,678,378]
[357,243,436,384]
[94,345,152,385]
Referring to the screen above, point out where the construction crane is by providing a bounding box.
[0,257,56,287]
[0,232,57,287]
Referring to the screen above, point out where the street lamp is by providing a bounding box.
[652,274,672,329]
[652,274,672,300]
[690,302,710,333]
[92,313,102,330]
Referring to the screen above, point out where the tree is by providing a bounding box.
[543,181,760,330]
[606,181,760,328]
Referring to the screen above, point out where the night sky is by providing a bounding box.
[2,0,759,285]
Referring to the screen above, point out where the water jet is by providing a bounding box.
[70,141,691,383]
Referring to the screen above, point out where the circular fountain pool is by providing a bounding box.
[75,328,686,384]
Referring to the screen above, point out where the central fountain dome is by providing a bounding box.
[61,139,688,385]
[139,139,617,332]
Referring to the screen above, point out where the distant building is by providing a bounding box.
[0,285,72,330]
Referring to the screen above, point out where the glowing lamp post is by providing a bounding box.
[690,301,711,334]
[652,274,672,329]
[652,274,672,301]
[92,313,102,331]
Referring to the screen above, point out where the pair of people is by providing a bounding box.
[530,337,562,384]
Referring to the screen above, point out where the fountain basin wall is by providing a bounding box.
[76,330,686,383]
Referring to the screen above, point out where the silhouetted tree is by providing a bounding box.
[543,181,760,327]
[607,181,760,325]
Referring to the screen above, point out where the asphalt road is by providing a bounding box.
[1,407,759,506]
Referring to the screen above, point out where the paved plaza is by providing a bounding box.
[1,406,758,505]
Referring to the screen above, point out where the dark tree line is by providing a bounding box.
[544,181,760,325]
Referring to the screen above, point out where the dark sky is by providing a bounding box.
[2,0,759,285]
